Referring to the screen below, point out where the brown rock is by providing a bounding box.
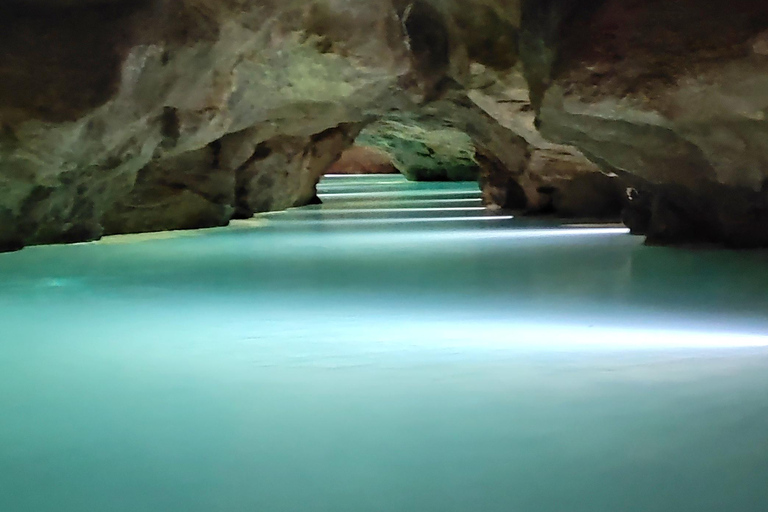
[102,143,235,235]
[326,146,399,175]
[469,66,624,219]
[0,0,412,250]
[523,0,768,246]
[232,124,362,217]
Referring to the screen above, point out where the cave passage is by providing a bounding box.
[1,175,768,511]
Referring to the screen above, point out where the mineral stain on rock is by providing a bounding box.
[356,114,480,182]
[0,0,766,248]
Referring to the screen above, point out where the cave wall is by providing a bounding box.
[523,0,768,246]
[0,0,413,250]
[0,0,538,251]
[2,0,768,249]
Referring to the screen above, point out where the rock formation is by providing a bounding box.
[0,0,412,250]
[355,113,480,182]
[1,0,767,249]
[469,65,623,218]
[522,0,768,246]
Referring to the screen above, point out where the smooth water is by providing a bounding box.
[1,174,768,511]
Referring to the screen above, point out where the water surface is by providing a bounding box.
[1,175,767,511]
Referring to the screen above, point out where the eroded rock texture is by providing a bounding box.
[2,0,767,249]
[0,0,410,249]
[524,0,768,246]
[469,65,624,218]
[356,112,480,182]
[390,0,625,217]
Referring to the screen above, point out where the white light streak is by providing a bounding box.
[268,216,514,225]
[319,182,415,187]
[319,198,484,206]
[318,191,483,199]
[262,207,489,215]
[409,322,768,351]
[322,174,405,179]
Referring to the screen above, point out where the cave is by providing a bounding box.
[1,1,767,511]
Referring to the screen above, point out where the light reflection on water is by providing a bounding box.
[0,175,767,512]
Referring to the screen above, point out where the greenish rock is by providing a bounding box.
[357,115,479,181]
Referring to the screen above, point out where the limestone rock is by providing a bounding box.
[0,0,411,250]
[230,123,362,218]
[357,113,480,182]
[469,65,624,218]
[5,0,767,248]
[523,0,768,246]
[390,0,522,100]
[102,142,234,235]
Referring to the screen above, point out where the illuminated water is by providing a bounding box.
[1,174,768,511]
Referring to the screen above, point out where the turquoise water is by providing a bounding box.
[1,174,767,511]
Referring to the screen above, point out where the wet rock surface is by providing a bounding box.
[231,124,362,218]
[356,113,480,182]
[0,0,411,249]
[1,0,768,248]
[469,65,624,219]
[523,0,768,246]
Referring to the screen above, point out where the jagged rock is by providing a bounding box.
[468,65,624,218]
[102,143,234,235]
[357,113,480,181]
[523,0,768,246]
[0,0,604,249]
[392,0,521,98]
[230,123,362,218]
[478,144,624,219]
[4,0,767,248]
[0,0,411,250]
[326,146,399,175]
[389,1,625,217]
[102,121,362,232]
[413,91,533,186]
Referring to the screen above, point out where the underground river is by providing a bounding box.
[1,174,768,511]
